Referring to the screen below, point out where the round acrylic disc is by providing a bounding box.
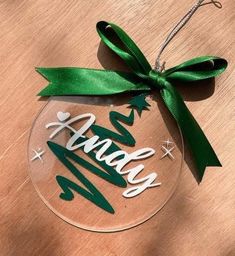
[28,93,183,232]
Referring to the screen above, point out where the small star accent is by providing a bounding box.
[161,139,175,160]
[31,148,45,163]
[161,145,175,160]
[128,93,150,115]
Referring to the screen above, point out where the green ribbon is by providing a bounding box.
[36,21,227,181]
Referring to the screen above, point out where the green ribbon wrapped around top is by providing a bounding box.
[37,21,227,181]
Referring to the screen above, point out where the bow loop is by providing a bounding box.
[96,21,152,79]
[164,56,227,82]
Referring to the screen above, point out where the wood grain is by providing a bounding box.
[0,0,234,255]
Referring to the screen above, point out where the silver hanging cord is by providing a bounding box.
[155,0,222,72]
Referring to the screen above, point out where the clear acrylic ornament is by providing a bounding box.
[28,93,183,232]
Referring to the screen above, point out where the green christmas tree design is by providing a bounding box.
[47,94,150,213]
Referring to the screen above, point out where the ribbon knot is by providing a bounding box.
[36,21,227,181]
[148,70,168,90]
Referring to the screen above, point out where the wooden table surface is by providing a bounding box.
[0,0,234,255]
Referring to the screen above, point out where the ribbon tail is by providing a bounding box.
[36,67,150,96]
[160,83,221,181]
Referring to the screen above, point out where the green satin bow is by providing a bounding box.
[37,21,227,181]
